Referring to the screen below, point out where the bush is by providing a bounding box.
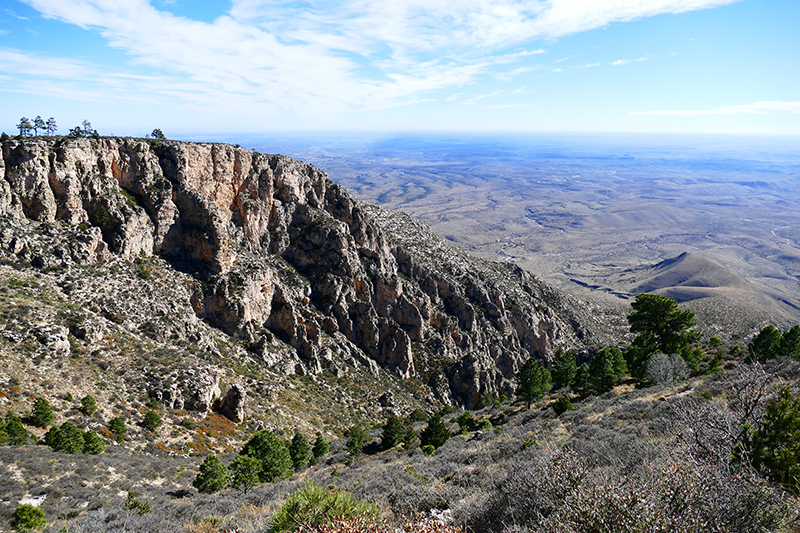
[268,481,378,532]
[552,395,573,416]
[31,397,53,428]
[124,491,150,515]
[11,504,46,532]
[646,352,688,386]
[46,422,84,453]
[193,454,231,494]
[239,430,293,483]
[289,431,311,470]
[80,394,97,416]
[419,413,450,449]
[142,411,161,432]
[345,426,369,459]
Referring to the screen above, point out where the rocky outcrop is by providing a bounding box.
[0,137,610,406]
[219,384,247,423]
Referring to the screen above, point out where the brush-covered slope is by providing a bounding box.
[0,136,618,425]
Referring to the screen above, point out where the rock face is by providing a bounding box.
[219,384,247,423]
[0,137,611,406]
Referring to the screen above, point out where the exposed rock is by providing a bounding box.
[1,137,619,407]
[33,324,71,357]
[219,384,246,423]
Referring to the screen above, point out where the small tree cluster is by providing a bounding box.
[193,454,231,494]
[43,422,104,454]
[239,429,293,482]
[747,325,800,362]
[67,120,99,138]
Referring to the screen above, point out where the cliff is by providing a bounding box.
[0,136,619,408]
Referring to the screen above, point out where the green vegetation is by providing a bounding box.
[11,504,46,532]
[381,413,404,450]
[6,411,28,445]
[30,397,53,428]
[747,325,800,362]
[229,454,261,493]
[124,491,150,515]
[80,394,97,416]
[515,357,551,408]
[239,430,293,483]
[44,422,85,454]
[736,386,800,495]
[419,413,450,449]
[142,411,162,432]
[345,426,368,460]
[108,417,127,443]
[552,394,573,416]
[551,349,577,390]
[589,347,627,393]
[82,430,105,455]
[288,431,311,470]
[193,454,231,494]
[268,481,378,533]
[311,434,329,462]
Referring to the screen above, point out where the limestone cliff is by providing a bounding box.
[0,137,616,406]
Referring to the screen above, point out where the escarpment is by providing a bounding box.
[0,137,616,406]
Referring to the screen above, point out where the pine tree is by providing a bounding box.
[109,417,127,443]
[229,454,261,493]
[381,413,404,450]
[58,422,85,454]
[345,426,368,459]
[33,116,46,136]
[312,434,329,462]
[142,411,161,432]
[589,347,627,394]
[82,430,105,454]
[6,411,27,445]
[31,397,53,427]
[16,117,32,137]
[574,363,591,394]
[240,430,293,483]
[419,413,451,449]
[515,357,552,409]
[193,454,230,494]
[80,395,97,416]
[289,431,312,470]
[45,117,57,136]
[0,415,8,444]
[552,349,578,390]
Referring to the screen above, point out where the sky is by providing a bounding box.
[1,0,799,136]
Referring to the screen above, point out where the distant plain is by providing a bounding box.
[231,132,800,327]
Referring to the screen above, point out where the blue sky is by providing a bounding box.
[1,0,798,136]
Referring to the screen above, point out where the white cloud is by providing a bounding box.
[632,101,800,116]
[16,0,742,117]
[612,56,650,65]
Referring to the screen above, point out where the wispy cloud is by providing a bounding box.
[632,100,800,116]
[5,9,29,20]
[612,56,650,66]
[16,0,741,116]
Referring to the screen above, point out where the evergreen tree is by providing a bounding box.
[780,325,800,359]
[45,117,57,136]
[239,430,293,483]
[747,325,783,362]
[43,426,61,450]
[589,347,627,393]
[193,454,230,494]
[312,434,329,462]
[151,128,167,140]
[82,430,105,454]
[627,294,700,373]
[229,454,261,493]
[108,417,127,443]
[6,411,27,445]
[552,349,578,390]
[381,413,404,450]
[80,394,97,416]
[32,116,46,136]
[31,397,53,427]
[0,415,8,444]
[515,357,551,409]
[288,431,312,471]
[142,411,161,432]
[57,422,85,453]
[11,503,46,532]
[345,425,368,459]
[16,117,32,137]
[419,413,451,449]
[574,363,591,394]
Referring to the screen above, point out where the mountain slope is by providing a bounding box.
[0,136,621,420]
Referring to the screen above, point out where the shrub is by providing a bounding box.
[419,413,450,449]
[407,409,427,422]
[0,416,7,444]
[82,430,105,454]
[646,352,688,386]
[422,444,435,455]
[124,491,150,515]
[142,411,161,432]
[193,454,231,494]
[11,504,46,532]
[457,412,474,433]
[31,397,53,427]
[381,413,404,450]
[268,481,378,532]
[56,422,85,453]
[239,430,293,483]
[289,431,312,470]
[552,394,573,416]
[229,454,261,493]
[6,411,28,445]
[109,417,127,443]
[80,394,97,416]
